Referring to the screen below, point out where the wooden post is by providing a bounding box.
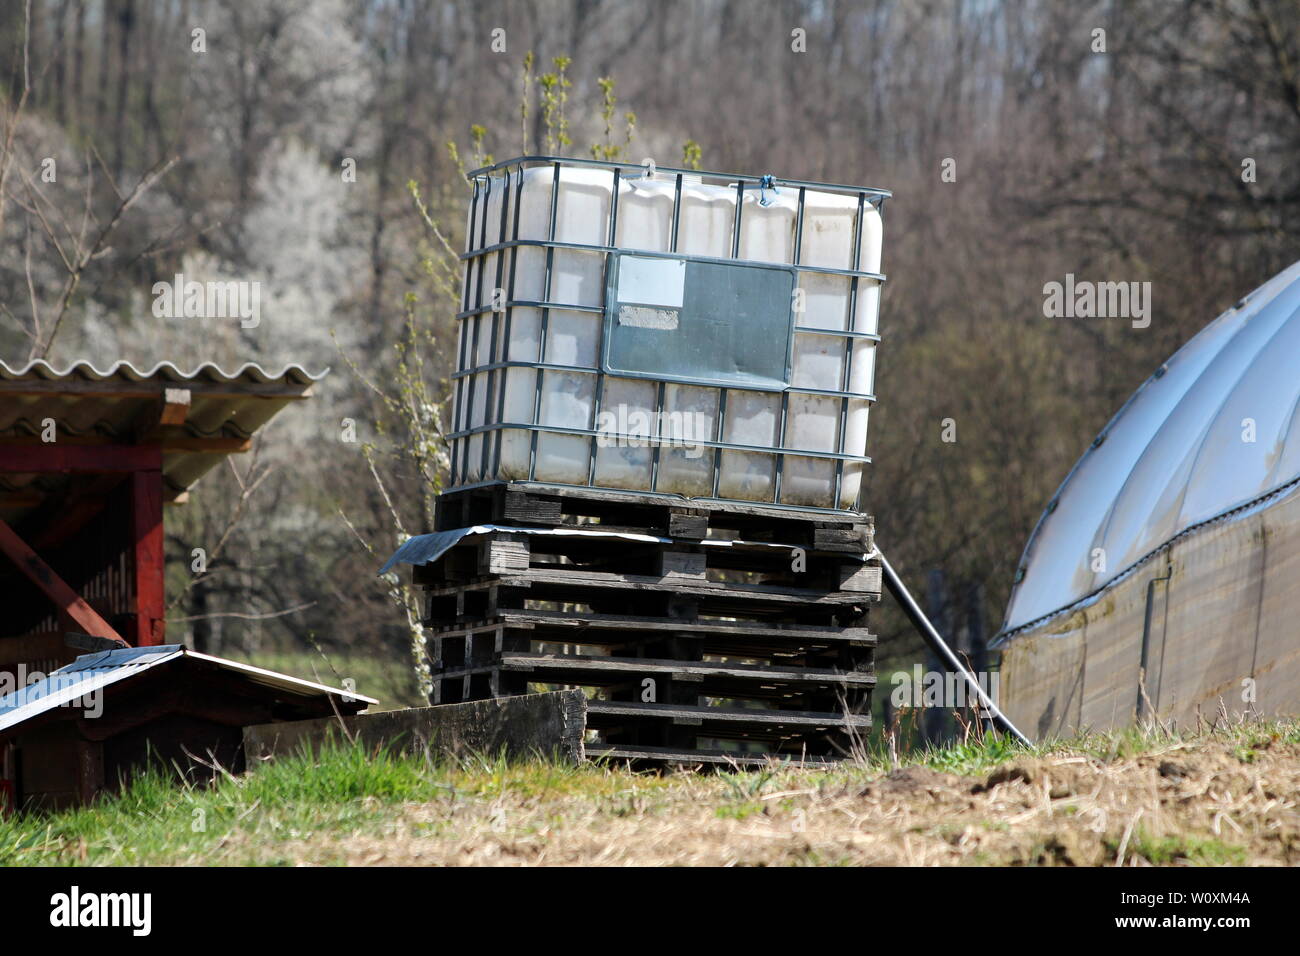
[76,738,104,805]
[131,468,165,646]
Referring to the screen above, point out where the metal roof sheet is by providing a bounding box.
[0,644,376,735]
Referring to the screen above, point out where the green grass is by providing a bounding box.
[0,743,666,866]
[1,717,1293,866]
[1110,827,1248,866]
[0,744,435,866]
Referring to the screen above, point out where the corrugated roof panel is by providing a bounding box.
[0,359,327,515]
[0,359,325,385]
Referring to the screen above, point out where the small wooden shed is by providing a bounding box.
[0,644,374,811]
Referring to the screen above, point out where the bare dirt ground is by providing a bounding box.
[262,727,1299,866]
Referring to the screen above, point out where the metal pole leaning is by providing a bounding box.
[877,546,1033,747]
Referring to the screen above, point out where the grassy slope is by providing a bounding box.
[1,718,1296,866]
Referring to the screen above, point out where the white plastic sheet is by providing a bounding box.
[1003,260,1300,633]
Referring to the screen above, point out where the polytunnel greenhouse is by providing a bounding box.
[997,260,1300,737]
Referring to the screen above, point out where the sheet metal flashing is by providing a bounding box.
[0,644,375,735]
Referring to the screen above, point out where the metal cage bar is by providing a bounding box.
[587,167,621,487]
[467,154,892,202]
[527,161,563,482]
[490,163,528,478]
[450,156,889,514]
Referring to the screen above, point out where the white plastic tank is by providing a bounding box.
[451,159,887,511]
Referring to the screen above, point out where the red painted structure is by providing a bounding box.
[0,360,319,678]
[0,445,162,649]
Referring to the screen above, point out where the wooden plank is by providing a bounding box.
[482,608,873,641]
[429,621,872,665]
[424,567,875,608]
[0,517,125,643]
[585,700,871,729]
[667,512,708,539]
[500,490,562,524]
[838,562,883,592]
[657,549,707,579]
[130,388,192,440]
[814,526,874,553]
[588,743,841,767]
[160,388,192,426]
[513,481,868,525]
[415,529,879,597]
[495,651,875,686]
[436,482,872,537]
[484,538,530,575]
[431,609,875,647]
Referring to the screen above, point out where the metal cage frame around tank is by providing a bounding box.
[448,155,891,513]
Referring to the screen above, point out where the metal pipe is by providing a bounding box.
[877,547,1032,746]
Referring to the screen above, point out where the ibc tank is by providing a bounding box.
[450,156,889,511]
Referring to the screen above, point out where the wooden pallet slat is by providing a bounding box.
[434,481,875,553]
[416,483,878,761]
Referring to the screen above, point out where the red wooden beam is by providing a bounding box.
[0,444,161,473]
[131,470,165,646]
[0,517,125,643]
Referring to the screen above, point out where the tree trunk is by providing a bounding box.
[112,0,133,178]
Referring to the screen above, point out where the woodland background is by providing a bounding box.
[1,0,1297,702]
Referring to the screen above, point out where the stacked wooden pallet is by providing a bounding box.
[417,484,879,766]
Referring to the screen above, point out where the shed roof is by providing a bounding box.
[0,644,376,735]
[0,360,324,515]
[1001,260,1300,637]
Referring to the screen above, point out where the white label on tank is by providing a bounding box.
[618,305,680,330]
[617,255,685,308]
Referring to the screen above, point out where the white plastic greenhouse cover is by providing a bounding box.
[1001,259,1300,635]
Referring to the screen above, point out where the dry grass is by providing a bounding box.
[236,719,1300,866]
[3,717,1296,866]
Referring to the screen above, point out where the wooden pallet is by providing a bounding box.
[434,481,875,554]
[418,487,877,762]
[585,743,842,768]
